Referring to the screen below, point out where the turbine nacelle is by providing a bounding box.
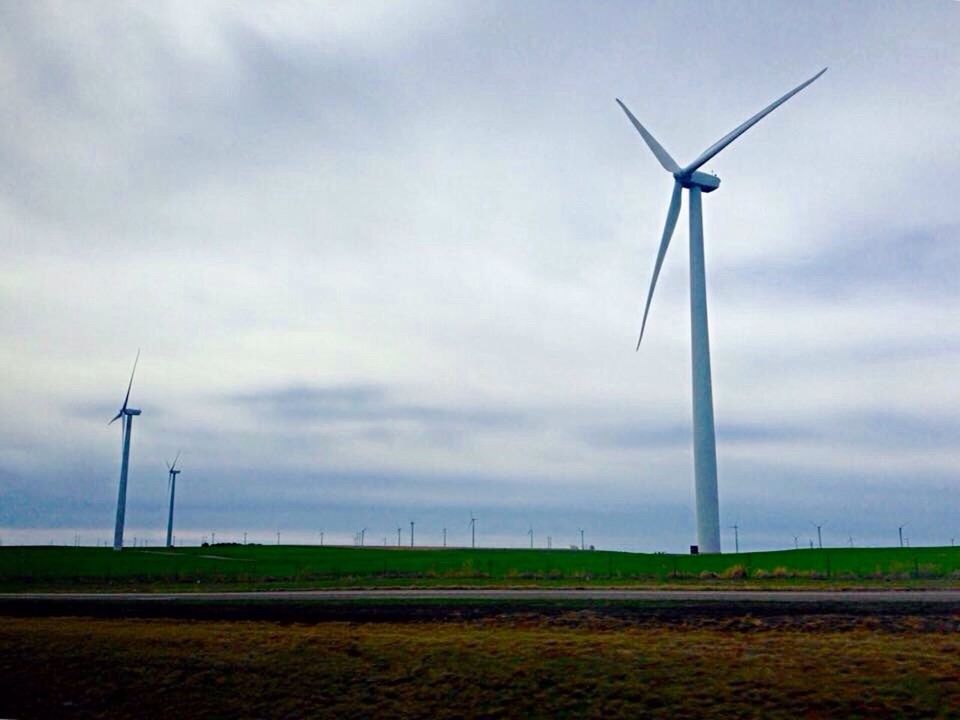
[676,171,720,193]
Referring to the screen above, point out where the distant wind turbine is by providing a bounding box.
[164,452,182,549]
[528,527,534,549]
[898,523,908,548]
[109,350,142,551]
[410,521,415,548]
[397,526,402,547]
[810,521,825,549]
[617,68,827,553]
[470,515,477,549]
[729,522,740,554]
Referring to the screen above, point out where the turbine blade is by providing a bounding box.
[121,349,140,412]
[165,459,171,471]
[615,99,681,174]
[681,67,827,175]
[637,179,683,349]
[171,450,181,471]
[108,411,122,425]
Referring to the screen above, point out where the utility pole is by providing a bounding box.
[410,521,415,548]
[730,524,739,553]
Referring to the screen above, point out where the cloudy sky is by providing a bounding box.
[1,1,958,551]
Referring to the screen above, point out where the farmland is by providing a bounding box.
[2,544,959,591]
[2,608,960,719]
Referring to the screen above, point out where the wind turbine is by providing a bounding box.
[810,521,825,549]
[470,515,477,549]
[729,522,740,554]
[528,527,534,549]
[617,68,827,554]
[109,350,142,551]
[164,451,182,548]
[898,523,908,548]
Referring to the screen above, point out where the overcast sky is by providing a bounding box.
[1,1,958,551]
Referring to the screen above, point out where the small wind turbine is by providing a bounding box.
[109,350,142,551]
[794,536,799,550]
[164,452,182,549]
[579,529,585,551]
[360,528,366,546]
[617,68,827,553]
[810,521,824,549]
[397,526,402,547]
[729,522,740,554]
[528,527,534,549]
[410,521,415,548]
[898,523,908,548]
[442,527,447,547]
[470,514,477,549]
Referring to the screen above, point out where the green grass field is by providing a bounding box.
[2,544,959,591]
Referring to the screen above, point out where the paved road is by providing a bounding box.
[4,589,960,603]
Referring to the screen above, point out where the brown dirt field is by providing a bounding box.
[2,612,959,719]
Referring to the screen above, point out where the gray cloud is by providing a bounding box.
[225,383,526,430]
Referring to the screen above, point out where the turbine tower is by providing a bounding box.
[617,68,826,553]
[164,451,182,548]
[109,350,142,551]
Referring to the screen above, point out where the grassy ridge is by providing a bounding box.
[2,544,959,590]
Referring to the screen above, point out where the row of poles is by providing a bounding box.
[350,522,591,551]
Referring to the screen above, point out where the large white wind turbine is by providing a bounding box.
[109,350,142,551]
[165,452,182,548]
[617,68,826,553]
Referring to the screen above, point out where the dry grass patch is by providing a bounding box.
[1,613,959,718]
